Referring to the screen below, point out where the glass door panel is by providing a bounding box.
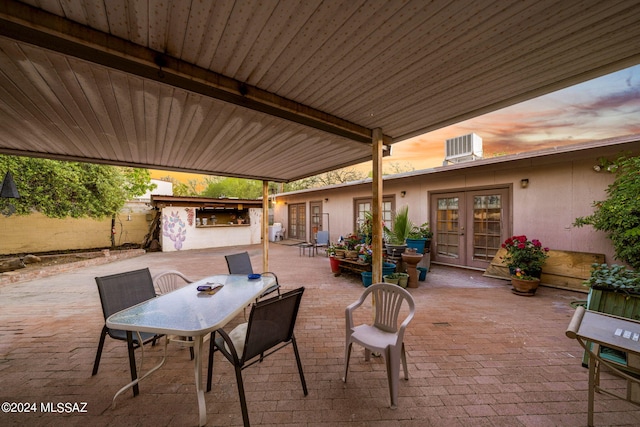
[432,188,510,268]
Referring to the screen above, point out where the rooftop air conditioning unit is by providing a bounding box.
[444,133,483,164]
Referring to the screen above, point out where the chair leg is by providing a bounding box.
[206,332,216,392]
[234,365,250,427]
[401,342,409,380]
[126,331,140,397]
[385,347,401,409]
[342,342,353,382]
[92,326,108,376]
[292,336,308,395]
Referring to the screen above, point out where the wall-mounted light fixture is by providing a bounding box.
[520,179,529,189]
[400,191,406,197]
[593,164,618,173]
[324,198,329,202]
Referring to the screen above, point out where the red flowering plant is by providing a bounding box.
[501,235,550,279]
[344,233,362,250]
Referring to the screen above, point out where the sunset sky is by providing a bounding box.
[152,64,640,182]
[385,64,640,171]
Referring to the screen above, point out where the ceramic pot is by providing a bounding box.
[329,256,341,274]
[511,277,540,296]
[361,272,373,287]
[397,273,409,288]
[383,275,400,285]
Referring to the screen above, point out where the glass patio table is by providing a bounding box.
[106,273,275,426]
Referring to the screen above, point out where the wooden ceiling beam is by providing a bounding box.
[0,2,392,146]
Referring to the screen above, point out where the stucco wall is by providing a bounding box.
[0,207,151,255]
[273,153,623,264]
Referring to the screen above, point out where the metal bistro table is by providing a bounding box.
[106,274,275,426]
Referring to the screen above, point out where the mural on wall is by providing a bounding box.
[163,210,187,250]
[185,208,194,226]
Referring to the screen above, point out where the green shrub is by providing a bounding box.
[574,154,640,269]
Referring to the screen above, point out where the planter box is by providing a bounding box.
[582,288,640,366]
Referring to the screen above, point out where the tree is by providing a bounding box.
[574,154,640,269]
[157,175,196,196]
[0,155,155,219]
[201,177,264,199]
[383,162,415,175]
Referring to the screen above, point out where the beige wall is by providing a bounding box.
[0,202,153,255]
[274,148,633,265]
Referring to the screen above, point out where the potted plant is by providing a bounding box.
[406,222,433,254]
[384,205,414,257]
[327,244,341,274]
[332,242,347,259]
[344,233,361,259]
[383,272,400,285]
[580,263,640,366]
[358,211,374,245]
[383,272,409,288]
[355,243,372,264]
[501,235,550,295]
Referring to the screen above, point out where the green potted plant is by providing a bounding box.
[383,272,400,285]
[384,205,413,256]
[501,235,550,295]
[327,244,341,274]
[580,263,640,366]
[383,272,408,288]
[406,222,433,254]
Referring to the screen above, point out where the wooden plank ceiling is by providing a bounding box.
[0,0,639,182]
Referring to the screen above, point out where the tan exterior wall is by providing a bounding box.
[274,143,640,266]
[0,202,153,255]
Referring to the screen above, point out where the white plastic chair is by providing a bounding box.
[343,282,415,408]
[152,270,204,359]
[152,270,193,295]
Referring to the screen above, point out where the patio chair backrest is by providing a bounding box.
[242,287,305,362]
[95,268,157,322]
[316,230,329,245]
[225,252,254,275]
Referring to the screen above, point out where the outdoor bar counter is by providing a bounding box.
[152,195,263,252]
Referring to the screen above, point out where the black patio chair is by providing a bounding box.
[225,252,280,297]
[206,287,307,427]
[92,267,161,396]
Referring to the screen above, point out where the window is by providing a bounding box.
[354,197,394,232]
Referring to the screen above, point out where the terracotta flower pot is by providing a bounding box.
[511,277,540,296]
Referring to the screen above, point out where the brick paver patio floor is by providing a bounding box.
[1,243,639,426]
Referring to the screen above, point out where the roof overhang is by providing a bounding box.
[0,1,639,182]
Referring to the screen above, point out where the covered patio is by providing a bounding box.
[1,244,639,426]
[1,1,640,281]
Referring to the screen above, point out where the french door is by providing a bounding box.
[288,203,306,241]
[310,201,323,239]
[431,188,510,269]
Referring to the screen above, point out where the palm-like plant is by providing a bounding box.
[384,205,414,245]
